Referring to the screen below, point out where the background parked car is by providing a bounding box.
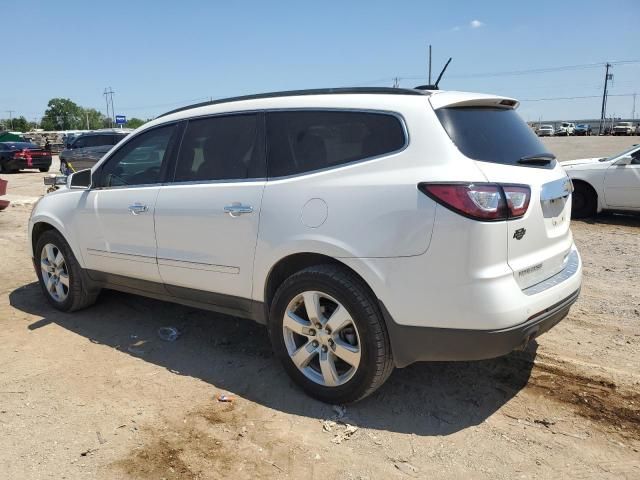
[59,129,131,173]
[537,124,555,136]
[613,122,635,136]
[555,122,575,136]
[574,124,592,136]
[562,144,640,217]
[0,141,52,173]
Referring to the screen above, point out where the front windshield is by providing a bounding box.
[600,144,640,162]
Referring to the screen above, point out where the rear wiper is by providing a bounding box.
[518,153,556,165]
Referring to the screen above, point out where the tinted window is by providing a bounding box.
[174,114,263,182]
[100,124,175,187]
[436,107,552,167]
[4,142,38,149]
[111,134,128,145]
[266,111,405,177]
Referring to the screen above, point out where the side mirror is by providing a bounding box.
[613,156,633,166]
[69,169,92,189]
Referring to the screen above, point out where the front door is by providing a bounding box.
[75,123,178,283]
[604,147,640,208]
[154,113,266,308]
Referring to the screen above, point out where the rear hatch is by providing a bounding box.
[432,94,573,290]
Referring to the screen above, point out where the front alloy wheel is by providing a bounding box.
[283,291,361,387]
[40,243,70,302]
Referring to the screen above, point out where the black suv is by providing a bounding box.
[59,130,130,173]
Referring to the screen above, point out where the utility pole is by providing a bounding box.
[5,110,15,130]
[598,63,611,135]
[428,44,432,85]
[103,87,115,127]
[392,77,400,88]
[632,93,637,120]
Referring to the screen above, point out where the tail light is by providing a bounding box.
[13,150,26,159]
[418,183,530,221]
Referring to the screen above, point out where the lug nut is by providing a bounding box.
[321,346,328,353]
[312,341,319,348]
[308,329,316,336]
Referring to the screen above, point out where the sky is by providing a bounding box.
[2,0,639,123]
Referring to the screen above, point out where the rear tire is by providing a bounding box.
[269,264,394,404]
[39,167,50,173]
[571,182,597,218]
[35,230,100,312]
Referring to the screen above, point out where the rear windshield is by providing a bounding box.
[4,142,39,149]
[436,107,552,167]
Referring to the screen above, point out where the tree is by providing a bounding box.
[0,116,30,132]
[41,98,84,130]
[82,108,107,130]
[125,117,146,129]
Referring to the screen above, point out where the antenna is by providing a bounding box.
[414,57,453,91]
[434,57,452,88]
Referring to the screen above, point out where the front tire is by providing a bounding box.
[269,265,393,404]
[35,230,100,312]
[39,167,50,173]
[571,182,597,218]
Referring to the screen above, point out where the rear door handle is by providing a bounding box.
[128,203,149,215]
[224,203,253,217]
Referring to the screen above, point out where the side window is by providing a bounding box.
[72,137,86,149]
[112,134,127,145]
[173,114,263,182]
[84,135,110,148]
[266,110,406,177]
[99,124,175,187]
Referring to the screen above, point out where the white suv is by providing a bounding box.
[29,88,582,403]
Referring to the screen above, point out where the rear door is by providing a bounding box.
[434,103,574,290]
[154,112,266,306]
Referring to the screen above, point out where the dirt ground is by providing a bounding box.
[0,137,638,479]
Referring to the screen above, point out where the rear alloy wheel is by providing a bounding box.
[282,291,362,387]
[269,265,394,404]
[571,183,597,218]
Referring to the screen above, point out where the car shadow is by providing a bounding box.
[10,282,536,436]
[576,212,640,227]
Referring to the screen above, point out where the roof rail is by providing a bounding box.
[158,87,429,118]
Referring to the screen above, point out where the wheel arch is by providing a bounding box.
[262,252,381,321]
[571,178,601,212]
[30,218,84,266]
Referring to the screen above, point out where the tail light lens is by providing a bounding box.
[13,150,26,159]
[418,183,530,221]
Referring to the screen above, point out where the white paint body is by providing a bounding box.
[29,90,582,333]
[562,145,640,212]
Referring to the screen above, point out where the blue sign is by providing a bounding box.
[115,115,126,125]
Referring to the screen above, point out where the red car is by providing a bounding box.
[0,141,52,173]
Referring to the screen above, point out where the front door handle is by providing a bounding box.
[128,203,149,215]
[224,203,253,217]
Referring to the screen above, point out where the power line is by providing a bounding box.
[5,110,15,129]
[103,87,115,127]
[519,93,635,102]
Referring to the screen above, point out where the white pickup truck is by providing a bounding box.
[555,122,575,136]
[613,122,635,136]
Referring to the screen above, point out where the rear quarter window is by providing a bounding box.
[436,107,552,167]
[266,110,406,177]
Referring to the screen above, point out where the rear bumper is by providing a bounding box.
[381,288,580,367]
[4,158,52,170]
